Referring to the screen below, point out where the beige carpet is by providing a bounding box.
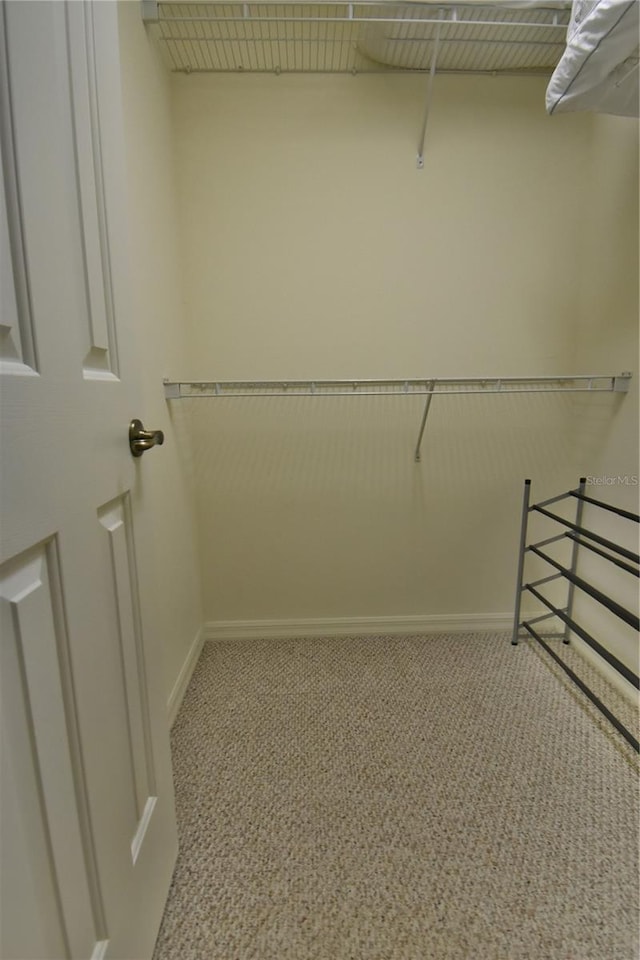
[153,633,639,960]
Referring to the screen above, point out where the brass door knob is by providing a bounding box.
[129,419,165,458]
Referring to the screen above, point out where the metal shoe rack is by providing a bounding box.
[512,478,640,753]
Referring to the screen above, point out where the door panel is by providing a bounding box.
[66,0,119,380]
[0,3,178,958]
[0,10,36,374]
[1,741,68,960]
[0,542,105,960]
[97,496,157,851]
[0,138,34,373]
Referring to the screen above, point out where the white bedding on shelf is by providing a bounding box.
[546,0,639,116]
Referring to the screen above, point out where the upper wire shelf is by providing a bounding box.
[143,2,572,75]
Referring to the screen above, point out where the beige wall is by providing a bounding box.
[169,73,636,629]
[172,74,590,381]
[118,3,203,709]
[570,114,639,698]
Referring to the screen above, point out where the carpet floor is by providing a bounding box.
[153,633,639,960]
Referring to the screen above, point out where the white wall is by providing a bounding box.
[169,72,637,636]
[117,3,203,711]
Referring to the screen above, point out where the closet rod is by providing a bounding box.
[163,373,631,400]
[153,14,567,30]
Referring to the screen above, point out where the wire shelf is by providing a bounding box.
[145,2,572,75]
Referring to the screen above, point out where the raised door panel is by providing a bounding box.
[97,496,158,864]
[0,4,37,376]
[0,133,35,375]
[0,1,88,381]
[66,1,119,381]
[0,542,107,960]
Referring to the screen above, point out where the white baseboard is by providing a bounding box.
[204,613,521,643]
[167,626,205,727]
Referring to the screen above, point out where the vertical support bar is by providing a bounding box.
[141,0,159,23]
[512,479,531,645]
[613,371,632,392]
[416,21,442,169]
[563,477,586,643]
[414,380,436,462]
[163,380,180,400]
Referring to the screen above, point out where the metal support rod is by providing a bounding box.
[525,584,639,688]
[563,477,586,643]
[528,573,563,588]
[413,380,436,462]
[534,490,573,509]
[416,22,441,169]
[568,489,640,523]
[531,505,640,565]
[564,533,640,578]
[511,479,531,645]
[522,623,639,754]
[529,532,568,550]
[527,545,640,632]
[526,610,560,626]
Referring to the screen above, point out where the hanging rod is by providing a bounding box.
[148,4,570,29]
[164,373,631,400]
[164,372,631,462]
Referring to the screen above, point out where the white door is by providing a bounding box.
[0,3,177,958]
